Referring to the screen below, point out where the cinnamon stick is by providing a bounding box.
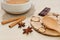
[1,16,25,25]
[9,16,26,28]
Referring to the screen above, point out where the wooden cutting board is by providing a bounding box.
[30,16,60,37]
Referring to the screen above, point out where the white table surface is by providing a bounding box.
[0,0,60,40]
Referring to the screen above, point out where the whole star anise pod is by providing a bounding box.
[18,22,25,28]
[23,27,33,35]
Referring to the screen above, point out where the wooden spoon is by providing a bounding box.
[42,16,60,33]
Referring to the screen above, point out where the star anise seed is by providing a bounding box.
[23,27,33,35]
[18,22,25,28]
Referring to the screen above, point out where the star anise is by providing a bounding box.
[18,22,25,28]
[23,27,33,35]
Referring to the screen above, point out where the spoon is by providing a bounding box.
[42,16,60,33]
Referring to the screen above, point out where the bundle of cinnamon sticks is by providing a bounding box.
[1,16,26,28]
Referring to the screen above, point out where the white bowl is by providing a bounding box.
[1,0,32,14]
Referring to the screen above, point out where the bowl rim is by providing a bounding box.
[2,0,31,6]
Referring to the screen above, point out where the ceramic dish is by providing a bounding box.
[1,0,32,14]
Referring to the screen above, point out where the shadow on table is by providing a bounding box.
[2,5,35,20]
